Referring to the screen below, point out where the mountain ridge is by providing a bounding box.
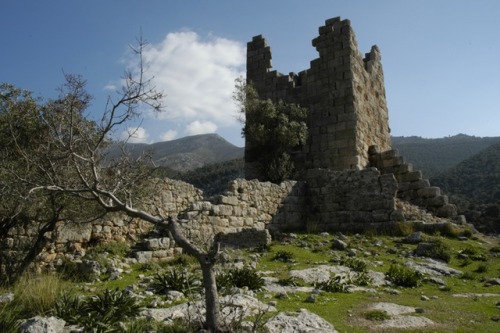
[106,133,244,172]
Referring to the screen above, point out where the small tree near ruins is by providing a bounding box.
[234,78,308,183]
[0,40,223,332]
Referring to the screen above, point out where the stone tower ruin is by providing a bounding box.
[246,17,391,179]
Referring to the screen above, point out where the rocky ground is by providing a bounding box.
[2,229,500,332]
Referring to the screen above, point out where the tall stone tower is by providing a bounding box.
[246,17,391,179]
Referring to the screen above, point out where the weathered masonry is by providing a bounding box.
[246,17,391,179]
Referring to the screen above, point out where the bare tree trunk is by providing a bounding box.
[201,261,220,332]
[159,217,221,332]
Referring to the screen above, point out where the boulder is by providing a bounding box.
[404,231,423,244]
[20,316,66,333]
[332,239,348,250]
[265,308,338,333]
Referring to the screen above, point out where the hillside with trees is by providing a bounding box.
[430,142,500,233]
[391,134,500,178]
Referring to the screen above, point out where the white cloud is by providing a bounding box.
[133,31,245,125]
[160,129,178,141]
[121,127,149,143]
[185,120,217,136]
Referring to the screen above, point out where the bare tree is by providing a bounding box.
[0,39,223,331]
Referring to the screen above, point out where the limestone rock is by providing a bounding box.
[332,239,348,251]
[20,316,66,333]
[404,231,423,244]
[406,258,462,277]
[265,308,338,333]
[0,291,14,304]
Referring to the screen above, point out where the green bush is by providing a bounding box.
[417,240,452,263]
[352,271,373,286]
[151,270,200,295]
[364,309,391,321]
[386,265,422,287]
[217,268,265,291]
[340,257,368,272]
[317,275,350,293]
[54,293,85,325]
[55,288,141,332]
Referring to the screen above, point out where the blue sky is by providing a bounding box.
[2,0,499,147]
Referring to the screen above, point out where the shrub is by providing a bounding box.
[352,271,373,286]
[415,240,451,263]
[364,309,391,321]
[386,265,422,287]
[217,268,264,291]
[54,293,85,325]
[340,257,368,272]
[272,251,295,262]
[55,288,141,332]
[317,275,350,293]
[151,270,200,295]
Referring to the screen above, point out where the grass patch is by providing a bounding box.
[13,273,67,316]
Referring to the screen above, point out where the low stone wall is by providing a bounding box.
[368,146,457,218]
[177,179,305,246]
[0,178,202,273]
[305,168,398,232]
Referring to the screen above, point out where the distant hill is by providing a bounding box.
[431,141,500,205]
[106,134,244,172]
[391,134,500,177]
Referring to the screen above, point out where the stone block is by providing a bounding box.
[427,195,449,207]
[219,196,239,206]
[409,179,430,190]
[399,171,422,183]
[436,204,457,218]
[417,187,440,198]
[58,223,92,243]
[135,251,153,263]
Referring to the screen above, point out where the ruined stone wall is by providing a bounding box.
[246,17,391,179]
[1,170,458,271]
[0,178,203,272]
[178,179,306,242]
[305,168,398,232]
[368,146,457,218]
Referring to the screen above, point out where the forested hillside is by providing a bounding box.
[431,141,500,205]
[391,134,500,178]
